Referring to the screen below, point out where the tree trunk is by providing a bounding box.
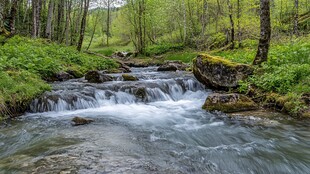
[293,0,299,36]
[65,0,72,45]
[45,0,54,39]
[72,0,83,45]
[9,0,18,35]
[87,10,100,50]
[253,0,271,65]
[106,0,111,46]
[237,0,242,47]
[57,0,65,42]
[0,0,3,34]
[77,0,90,51]
[32,0,37,38]
[227,0,234,49]
[32,0,42,38]
[183,0,187,44]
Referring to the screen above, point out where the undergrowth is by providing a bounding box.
[214,36,310,116]
[0,36,118,119]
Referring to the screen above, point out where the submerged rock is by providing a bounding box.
[85,71,113,83]
[122,74,139,81]
[72,117,93,126]
[193,54,253,90]
[157,61,189,71]
[203,93,258,113]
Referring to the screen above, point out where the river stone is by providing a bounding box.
[122,74,138,81]
[72,117,93,126]
[157,61,189,71]
[203,93,258,113]
[193,54,253,90]
[85,71,113,83]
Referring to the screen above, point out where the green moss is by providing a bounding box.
[203,94,257,113]
[199,54,243,68]
[122,74,138,81]
[0,70,50,119]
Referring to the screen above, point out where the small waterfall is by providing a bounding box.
[29,69,205,113]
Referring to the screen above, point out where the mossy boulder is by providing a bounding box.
[203,93,258,113]
[193,54,253,90]
[122,74,138,81]
[85,71,113,83]
[72,116,93,126]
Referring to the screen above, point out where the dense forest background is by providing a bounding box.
[1,0,309,52]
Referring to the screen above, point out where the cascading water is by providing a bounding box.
[0,67,309,174]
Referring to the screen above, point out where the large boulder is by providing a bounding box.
[157,61,189,71]
[193,54,253,90]
[203,93,258,113]
[85,71,113,83]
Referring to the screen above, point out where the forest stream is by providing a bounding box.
[0,67,309,174]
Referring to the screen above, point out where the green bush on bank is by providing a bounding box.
[0,36,118,79]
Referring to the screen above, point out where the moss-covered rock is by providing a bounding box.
[203,93,258,113]
[122,74,138,81]
[85,71,113,83]
[193,54,253,90]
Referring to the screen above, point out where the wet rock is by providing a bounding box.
[56,72,74,81]
[118,63,131,73]
[72,117,93,126]
[134,87,147,101]
[193,54,253,90]
[157,61,189,71]
[66,69,84,78]
[85,71,113,83]
[122,74,138,81]
[203,93,258,113]
[45,72,74,82]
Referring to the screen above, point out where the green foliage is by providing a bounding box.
[90,45,133,56]
[164,51,198,63]
[146,43,184,56]
[0,36,118,79]
[0,36,119,119]
[249,64,310,94]
[0,70,50,116]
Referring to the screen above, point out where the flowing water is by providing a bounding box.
[0,67,309,174]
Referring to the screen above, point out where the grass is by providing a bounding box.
[89,45,134,57]
[164,51,198,63]
[0,35,119,119]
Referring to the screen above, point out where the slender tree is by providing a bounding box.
[45,0,54,39]
[253,0,271,65]
[32,0,42,38]
[0,0,5,34]
[293,0,299,36]
[77,0,90,51]
[9,0,18,35]
[237,0,242,47]
[227,0,234,49]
